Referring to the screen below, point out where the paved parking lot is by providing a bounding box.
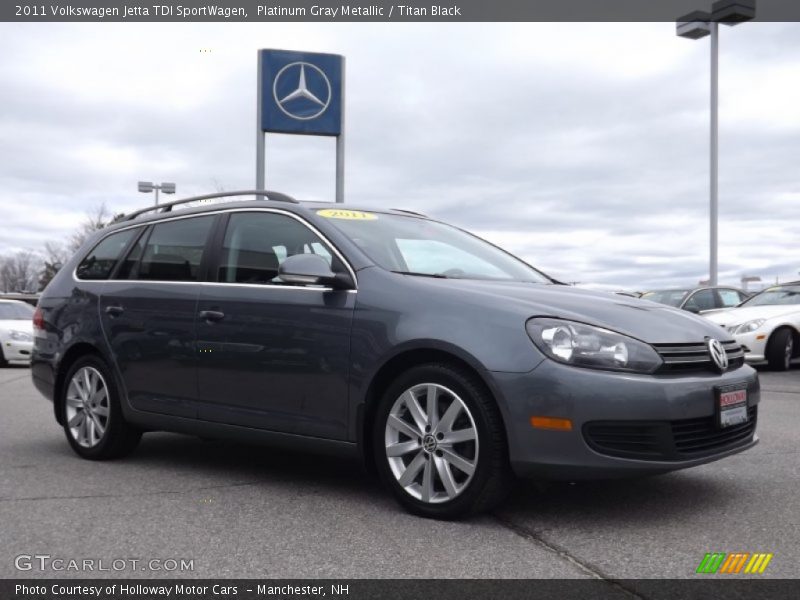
[0,365,797,581]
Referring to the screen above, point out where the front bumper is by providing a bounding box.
[731,330,768,362]
[491,360,760,480]
[2,339,33,363]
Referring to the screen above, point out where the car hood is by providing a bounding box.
[0,319,33,334]
[417,279,732,344]
[703,304,800,326]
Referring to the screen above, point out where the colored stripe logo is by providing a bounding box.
[696,552,773,574]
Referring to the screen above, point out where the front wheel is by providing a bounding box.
[766,328,795,371]
[373,363,513,519]
[61,355,142,460]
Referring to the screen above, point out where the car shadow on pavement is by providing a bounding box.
[499,472,737,525]
[128,432,383,497]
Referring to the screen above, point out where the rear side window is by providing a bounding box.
[136,216,214,282]
[76,229,137,280]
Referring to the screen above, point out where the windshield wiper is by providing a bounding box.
[390,271,448,279]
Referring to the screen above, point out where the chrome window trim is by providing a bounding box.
[72,207,358,291]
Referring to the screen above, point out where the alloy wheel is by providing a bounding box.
[786,336,794,370]
[65,366,110,448]
[384,383,478,504]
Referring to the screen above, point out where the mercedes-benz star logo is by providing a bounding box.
[708,338,728,372]
[272,61,332,121]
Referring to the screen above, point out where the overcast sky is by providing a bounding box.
[1,22,798,290]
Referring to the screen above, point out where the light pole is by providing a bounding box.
[676,0,755,286]
[137,181,176,206]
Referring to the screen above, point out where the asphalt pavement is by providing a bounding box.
[0,364,797,581]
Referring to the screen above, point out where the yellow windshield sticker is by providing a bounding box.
[317,209,377,220]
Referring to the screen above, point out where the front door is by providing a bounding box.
[196,211,355,440]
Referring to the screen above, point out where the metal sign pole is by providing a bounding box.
[335,57,346,203]
[256,51,265,190]
[709,21,719,286]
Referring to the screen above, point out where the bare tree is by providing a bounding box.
[38,242,69,291]
[69,203,111,253]
[0,250,42,293]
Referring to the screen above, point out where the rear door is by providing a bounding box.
[195,210,356,440]
[99,215,216,418]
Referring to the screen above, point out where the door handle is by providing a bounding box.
[199,310,225,323]
[105,305,124,317]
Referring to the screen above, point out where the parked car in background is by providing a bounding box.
[0,299,35,366]
[704,282,800,371]
[641,286,749,314]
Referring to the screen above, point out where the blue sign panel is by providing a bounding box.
[260,49,343,137]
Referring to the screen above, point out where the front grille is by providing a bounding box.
[653,340,745,373]
[584,406,757,461]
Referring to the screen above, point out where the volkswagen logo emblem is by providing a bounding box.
[707,338,728,373]
[272,61,332,121]
[422,434,438,454]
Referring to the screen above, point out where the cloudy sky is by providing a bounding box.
[1,21,798,290]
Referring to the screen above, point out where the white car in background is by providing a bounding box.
[704,282,800,371]
[0,299,35,367]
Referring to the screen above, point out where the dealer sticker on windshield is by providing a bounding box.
[717,384,749,429]
[317,209,377,220]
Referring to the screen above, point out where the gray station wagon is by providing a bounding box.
[31,191,760,519]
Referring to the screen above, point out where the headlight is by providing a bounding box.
[526,318,662,374]
[8,330,33,342]
[730,319,765,335]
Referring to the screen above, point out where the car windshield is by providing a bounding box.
[317,210,552,283]
[641,290,690,307]
[0,302,35,320]
[740,285,800,306]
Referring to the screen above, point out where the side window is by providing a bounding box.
[136,216,214,282]
[718,289,742,307]
[76,229,137,280]
[218,212,342,285]
[115,231,146,280]
[684,289,715,312]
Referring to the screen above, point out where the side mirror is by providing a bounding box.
[278,254,353,289]
[684,305,700,314]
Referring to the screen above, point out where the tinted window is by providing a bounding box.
[684,289,715,312]
[76,229,137,280]
[136,217,214,282]
[218,212,341,285]
[718,289,743,307]
[116,231,146,280]
[0,302,34,320]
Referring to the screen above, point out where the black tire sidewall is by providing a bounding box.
[766,328,792,371]
[61,355,132,460]
[373,364,502,519]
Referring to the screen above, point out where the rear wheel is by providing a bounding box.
[61,355,141,459]
[0,347,7,368]
[766,328,794,371]
[373,363,513,519]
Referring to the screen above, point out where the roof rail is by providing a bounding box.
[115,190,299,222]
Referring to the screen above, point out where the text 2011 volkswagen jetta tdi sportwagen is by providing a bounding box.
[31,191,759,519]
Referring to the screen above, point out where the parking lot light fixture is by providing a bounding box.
[676,0,755,287]
[137,181,177,206]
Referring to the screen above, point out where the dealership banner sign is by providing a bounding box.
[5,0,800,22]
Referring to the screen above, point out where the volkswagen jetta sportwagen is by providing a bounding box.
[32,191,759,519]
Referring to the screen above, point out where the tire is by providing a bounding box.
[60,355,142,460]
[373,363,513,519]
[766,328,795,371]
[0,346,8,368]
